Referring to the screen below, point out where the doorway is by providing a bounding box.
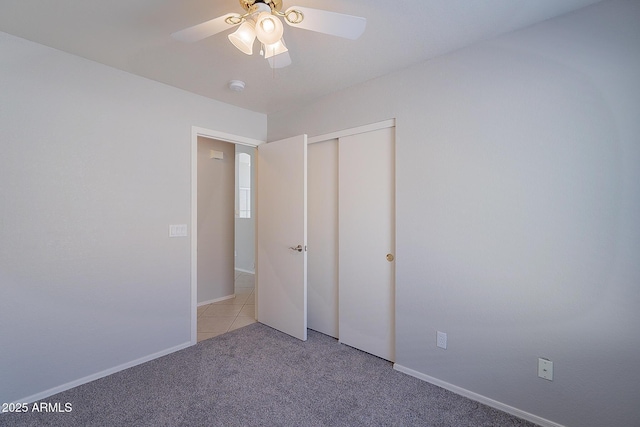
[195,136,258,342]
[190,127,263,344]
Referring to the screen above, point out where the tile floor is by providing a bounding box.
[197,271,256,342]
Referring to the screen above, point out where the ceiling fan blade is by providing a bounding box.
[267,51,292,69]
[284,6,366,40]
[171,13,240,43]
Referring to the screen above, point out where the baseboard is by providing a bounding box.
[198,294,235,306]
[393,364,564,427]
[234,268,254,274]
[13,341,193,405]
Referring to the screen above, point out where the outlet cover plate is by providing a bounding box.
[538,358,553,380]
[437,331,447,349]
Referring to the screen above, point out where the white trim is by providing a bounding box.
[192,126,264,147]
[198,294,235,306]
[190,126,265,345]
[13,342,192,405]
[307,118,395,144]
[393,364,565,427]
[235,268,255,274]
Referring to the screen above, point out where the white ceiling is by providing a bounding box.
[0,0,603,115]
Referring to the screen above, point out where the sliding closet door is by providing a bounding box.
[338,127,395,361]
[307,139,339,338]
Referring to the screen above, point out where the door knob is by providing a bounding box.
[386,253,394,262]
[289,245,303,252]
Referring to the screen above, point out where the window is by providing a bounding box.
[238,152,251,218]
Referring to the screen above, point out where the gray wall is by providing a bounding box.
[0,32,266,403]
[197,137,235,304]
[268,1,640,426]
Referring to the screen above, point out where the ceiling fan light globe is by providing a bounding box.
[261,18,275,33]
[255,12,283,45]
[228,21,256,55]
[263,38,288,59]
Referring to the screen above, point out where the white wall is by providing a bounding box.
[234,144,256,273]
[197,137,235,304]
[268,1,640,426]
[0,32,266,403]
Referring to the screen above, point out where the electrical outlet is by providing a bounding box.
[437,331,447,349]
[538,358,553,381]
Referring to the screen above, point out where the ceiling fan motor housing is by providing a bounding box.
[239,0,283,12]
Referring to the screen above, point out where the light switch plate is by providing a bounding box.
[169,224,188,237]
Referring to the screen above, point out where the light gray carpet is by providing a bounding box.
[0,324,537,426]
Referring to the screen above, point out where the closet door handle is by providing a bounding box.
[289,245,303,252]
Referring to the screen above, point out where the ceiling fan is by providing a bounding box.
[171,0,366,69]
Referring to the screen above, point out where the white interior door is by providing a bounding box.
[256,134,308,341]
[338,127,395,361]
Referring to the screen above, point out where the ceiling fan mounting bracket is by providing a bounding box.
[234,0,303,25]
[239,0,283,13]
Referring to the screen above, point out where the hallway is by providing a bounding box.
[197,271,256,342]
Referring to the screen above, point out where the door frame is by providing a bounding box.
[307,118,395,145]
[190,126,264,345]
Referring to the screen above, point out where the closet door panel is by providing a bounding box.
[338,127,395,361]
[307,139,339,338]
